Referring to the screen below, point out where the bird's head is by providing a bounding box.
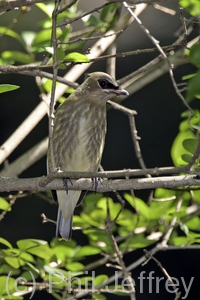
[80,72,129,103]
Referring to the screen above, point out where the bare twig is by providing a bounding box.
[144,252,181,299]
[185,138,200,171]
[123,2,193,113]
[48,0,60,172]
[105,198,136,299]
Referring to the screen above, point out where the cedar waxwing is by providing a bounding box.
[48,72,129,239]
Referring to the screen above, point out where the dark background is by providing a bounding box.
[0,1,199,299]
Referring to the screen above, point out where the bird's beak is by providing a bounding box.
[113,87,129,96]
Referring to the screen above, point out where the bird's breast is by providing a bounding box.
[54,105,106,172]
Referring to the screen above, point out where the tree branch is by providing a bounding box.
[0,174,200,193]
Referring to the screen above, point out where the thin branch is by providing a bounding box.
[57,3,111,27]
[144,252,181,299]
[185,137,200,171]
[123,2,193,113]
[48,0,60,172]
[106,199,136,299]
[0,66,79,88]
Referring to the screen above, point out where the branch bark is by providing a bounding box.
[0,175,199,193]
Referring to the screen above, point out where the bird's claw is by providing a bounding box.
[62,177,73,194]
[92,177,102,193]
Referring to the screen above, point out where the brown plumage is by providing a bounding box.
[47,72,128,239]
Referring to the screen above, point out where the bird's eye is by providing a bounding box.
[98,79,108,89]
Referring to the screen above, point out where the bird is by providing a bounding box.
[47,72,129,239]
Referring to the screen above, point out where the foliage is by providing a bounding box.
[0,0,200,299]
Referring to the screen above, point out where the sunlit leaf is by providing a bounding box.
[36,3,54,17]
[94,274,108,286]
[64,52,90,63]
[0,237,13,249]
[5,257,21,269]
[171,130,196,166]
[32,28,62,48]
[172,236,189,246]
[0,276,19,297]
[66,262,84,272]
[0,197,10,211]
[73,246,101,258]
[180,0,200,17]
[185,216,200,231]
[0,84,20,94]
[120,234,155,249]
[124,194,150,219]
[17,239,52,259]
[0,27,26,49]
[1,51,32,64]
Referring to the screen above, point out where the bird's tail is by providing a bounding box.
[56,208,73,239]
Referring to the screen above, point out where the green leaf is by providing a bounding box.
[191,124,200,131]
[17,239,52,259]
[186,70,200,101]
[80,212,101,227]
[32,28,62,48]
[188,43,200,67]
[179,110,200,132]
[0,237,13,249]
[182,138,198,154]
[124,194,150,219]
[0,84,20,94]
[181,153,192,163]
[193,190,200,204]
[94,274,108,286]
[0,276,19,297]
[120,234,155,249]
[73,246,101,258]
[85,230,113,254]
[36,3,54,17]
[82,193,103,211]
[0,27,26,49]
[154,188,175,199]
[180,0,200,17]
[0,264,19,276]
[21,31,36,48]
[66,262,84,272]
[185,217,200,231]
[171,130,196,166]
[1,51,32,64]
[4,257,21,269]
[97,197,122,220]
[172,236,189,246]
[19,251,34,263]
[82,15,99,27]
[64,52,90,63]
[52,245,74,261]
[0,197,10,211]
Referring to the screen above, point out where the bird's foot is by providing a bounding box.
[62,177,73,194]
[92,177,103,193]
